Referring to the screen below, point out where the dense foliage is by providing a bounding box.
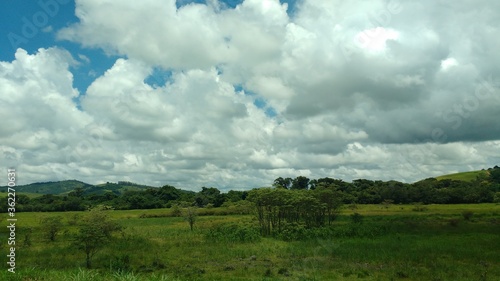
[2,167,499,213]
[247,187,343,236]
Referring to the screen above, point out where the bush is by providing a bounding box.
[351,213,364,224]
[23,227,33,247]
[40,216,63,242]
[331,223,389,238]
[67,214,81,226]
[276,222,390,241]
[412,203,428,212]
[110,254,131,272]
[462,210,474,221]
[171,204,182,217]
[74,207,122,269]
[184,207,197,231]
[277,223,307,241]
[139,213,170,218]
[205,223,261,243]
[448,219,460,227]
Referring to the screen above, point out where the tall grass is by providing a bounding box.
[1,204,498,280]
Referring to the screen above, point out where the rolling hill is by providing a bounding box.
[0,180,157,196]
[3,166,497,196]
[435,169,490,182]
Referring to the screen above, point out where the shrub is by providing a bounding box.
[67,214,81,226]
[278,268,290,276]
[412,203,428,212]
[462,210,474,221]
[448,219,460,227]
[23,227,33,247]
[73,207,122,269]
[277,223,307,241]
[351,213,364,224]
[205,223,261,243]
[110,254,131,272]
[184,207,197,231]
[171,204,182,217]
[264,268,272,277]
[40,216,63,242]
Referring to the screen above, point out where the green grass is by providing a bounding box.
[1,204,499,280]
[436,170,489,182]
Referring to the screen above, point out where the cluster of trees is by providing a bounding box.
[271,168,500,204]
[31,207,122,269]
[247,187,343,236]
[5,185,248,212]
[3,167,500,213]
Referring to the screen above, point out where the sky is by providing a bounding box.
[1,0,500,191]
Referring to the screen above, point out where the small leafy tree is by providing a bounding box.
[351,213,364,224]
[23,227,33,247]
[314,186,343,225]
[74,206,122,268]
[41,216,63,242]
[184,207,197,231]
[171,203,182,217]
[382,199,394,209]
[489,167,500,184]
[462,210,474,221]
[291,176,311,190]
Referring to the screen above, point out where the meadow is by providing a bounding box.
[435,170,489,182]
[1,203,499,281]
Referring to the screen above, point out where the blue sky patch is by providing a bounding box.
[144,67,174,88]
[235,85,277,118]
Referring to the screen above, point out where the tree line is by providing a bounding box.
[3,167,500,213]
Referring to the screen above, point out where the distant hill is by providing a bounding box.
[86,181,157,195]
[3,167,497,196]
[9,180,93,194]
[0,180,157,196]
[435,170,489,182]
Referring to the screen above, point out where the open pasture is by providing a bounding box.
[1,203,499,281]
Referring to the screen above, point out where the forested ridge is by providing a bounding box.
[2,166,500,212]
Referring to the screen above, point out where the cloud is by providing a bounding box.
[3,0,500,189]
[0,48,87,140]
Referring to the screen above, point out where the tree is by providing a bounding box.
[309,179,318,190]
[184,207,197,231]
[171,203,182,217]
[195,187,225,207]
[68,187,85,198]
[156,185,181,202]
[16,194,31,205]
[247,187,328,236]
[226,190,248,202]
[490,167,500,184]
[273,177,292,189]
[41,216,62,242]
[313,187,343,225]
[291,176,310,190]
[247,188,278,236]
[74,207,122,268]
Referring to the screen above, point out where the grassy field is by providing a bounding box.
[1,204,499,281]
[435,170,489,182]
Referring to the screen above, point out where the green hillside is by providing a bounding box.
[2,191,43,199]
[86,181,157,195]
[0,180,156,196]
[435,170,489,182]
[3,166,497,196]
[10,180,94,194]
